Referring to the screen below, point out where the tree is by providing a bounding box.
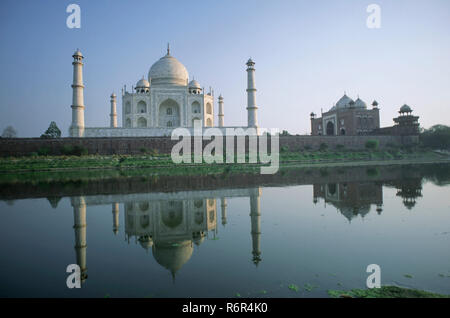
[41,121,61,139]
[420,125,450,150]
[365,139,379,150]
[2,126,17,138]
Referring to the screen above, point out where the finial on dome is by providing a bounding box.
[167,43,170,55]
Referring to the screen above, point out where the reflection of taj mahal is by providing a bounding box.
[124,198,219,279]
[70,188,262,283]
[69,180,423,284]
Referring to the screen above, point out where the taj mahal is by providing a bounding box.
[69,45,259,137]
[68,45,420,140]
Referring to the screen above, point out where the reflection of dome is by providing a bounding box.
[402,199,416,210]
[376,204,383,214]
[152,241,193,277]
[193,232,205,246]
[148,51,189,86]
[334,204,371,222]
[138,236,153,250]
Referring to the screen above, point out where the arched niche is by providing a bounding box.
[159,99,180,127]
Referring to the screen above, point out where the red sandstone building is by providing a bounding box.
[310,94,419,136]
[310,94,380,136]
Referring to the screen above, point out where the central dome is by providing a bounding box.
[336,94,354,109]
[148,52,189,86]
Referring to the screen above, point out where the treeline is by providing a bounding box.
[420,125,450,150]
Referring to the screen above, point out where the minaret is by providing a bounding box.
[220,197,227,226]
[70,49,85,137]
[110,93,117,128]
[112,203,120,234]
[72,197,88,283]
[218,95,224,127]
[250,188,262,266]
[246,58,258,128]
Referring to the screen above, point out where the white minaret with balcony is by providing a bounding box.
[246,58,258,128]
[70,49,85,137]
[110,93,117,128]
[218,95,224,127]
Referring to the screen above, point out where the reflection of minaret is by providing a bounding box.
[220,198,227,226]
[112,203,120,235]
[250,188,262,266]
[72,197,88,283]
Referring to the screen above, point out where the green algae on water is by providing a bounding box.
[288,284,299,292]
[328,286,449,298]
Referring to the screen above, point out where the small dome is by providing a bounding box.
[73,49,83,57]
[110,92,116,98]
[399,104,412,113]
[372,100,378,107]
[218,94,223,100]
[354,98,367,108]
[188,79,201,89]
[193,235,205,246]
[138,236,153,250]
[335,94,354,109]
[148,52,189,86]
[136,77,150,88]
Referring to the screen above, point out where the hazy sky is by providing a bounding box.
[0,0,449,137]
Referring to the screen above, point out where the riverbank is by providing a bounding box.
[0,150,450,179]
[328,286,450,298]
[0,149,448,180]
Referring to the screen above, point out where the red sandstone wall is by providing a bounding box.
[0,135,415,157]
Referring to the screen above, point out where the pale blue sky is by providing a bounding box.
[0,0,449,137]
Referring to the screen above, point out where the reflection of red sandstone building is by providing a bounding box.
[313,182,383,222]
[386,178,423,210]
[310,94,419,136]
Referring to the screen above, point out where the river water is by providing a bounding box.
[1,164,449,297]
